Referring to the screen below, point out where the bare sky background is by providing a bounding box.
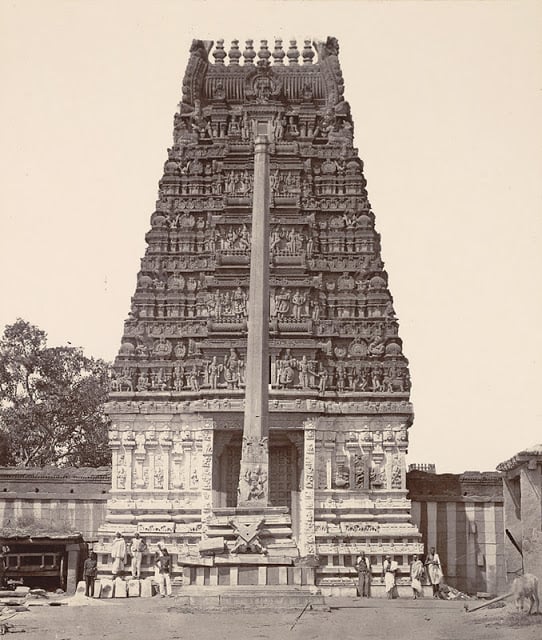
[1,0,541,473]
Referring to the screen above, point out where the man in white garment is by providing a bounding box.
[110,532,127,577]
[130,532,147,579]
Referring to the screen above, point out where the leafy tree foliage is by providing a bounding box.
[0,319,111,467]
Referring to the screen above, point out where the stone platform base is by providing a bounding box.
[183,563,314,587]
[171,585,324,609]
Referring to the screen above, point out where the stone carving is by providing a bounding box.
[229,518,266,554]
[106,36,418,586]
[391,457,402,489]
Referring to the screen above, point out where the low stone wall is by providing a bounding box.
[0,467,110,540]
[408,470,505,595]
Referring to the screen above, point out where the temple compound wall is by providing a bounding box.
[99,35,424,596]
[408,470,505,596]
[0,469,508,595]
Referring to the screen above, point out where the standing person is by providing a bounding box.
[83,551,98,597]
[424,547,443,598]
[110,532,127,577]
[382,555,399,599]
[0,544,10,589]
[355,552,371,598]
[156,547,172,597]
[130,533,147,579]
[410,554,425,599]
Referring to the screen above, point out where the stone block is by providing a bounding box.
[140,577,154,598]
[128,579,140,597]
[100,578,114,598]
[199,537,225,553]
[76,581,86,596]
[114,577,127,597]
[92,580,103,598]
[209,567,218,586]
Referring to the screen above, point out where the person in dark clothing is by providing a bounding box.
[83,551,98,597]
[355,552,371,597]
[156,547,172,597]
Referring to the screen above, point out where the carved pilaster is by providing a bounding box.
[299,421,316,556]
[200,424,214,535]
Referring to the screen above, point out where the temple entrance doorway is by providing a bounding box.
[214,430,302,537]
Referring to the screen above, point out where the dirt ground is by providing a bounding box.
[3,595,542,640]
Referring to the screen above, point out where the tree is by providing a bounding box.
[0,319,111,467]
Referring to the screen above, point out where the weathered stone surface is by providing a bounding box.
[127,579,140,597]
[140,577,154,598]
[100,578,114,599]
[92,579,103,598]
[99,35,421,595]
[114,577,127,597]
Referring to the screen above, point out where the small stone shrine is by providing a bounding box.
[97,36,423,596]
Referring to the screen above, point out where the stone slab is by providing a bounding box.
[199,537,225,553]
[100,578,114,598]
[178,555,214,567]
[140,577,154,598]
[114,577,127,597]
[76,581,86,596]
[128,579,140,597]
[0,591,26,598]
[93,580,103,598]
[214,555,293,565]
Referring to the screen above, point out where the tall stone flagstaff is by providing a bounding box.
[99,37,423,596]
[238,133,270,507]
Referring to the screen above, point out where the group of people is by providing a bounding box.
[355,547,443,599]
[82,532,173,598]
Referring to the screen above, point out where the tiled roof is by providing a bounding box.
[496,444,542,472]
[0,466,111,481]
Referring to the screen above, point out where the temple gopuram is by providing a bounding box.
[98,36,423,597]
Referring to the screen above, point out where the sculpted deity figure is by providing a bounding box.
[315,365,329,393]
[274,288,291,320]
[298,355,311,389]
[237,224,251,251]
[335,362,346,392]
[188,366,200,392]
[371,368,382,392]
[337,271,355,291]
[136,372,149,392]
[153,338,172,357]
[273,114,284,141]
[270,226,282,253]
[278,357,295,389]
[233,287,247,319]
[244,466,267,500]
[208,356,223,389]
[368,334,385,356]
[291,289,307,321]
[173,360,184,391]
[391,459,402,489]
[224,349,240,389]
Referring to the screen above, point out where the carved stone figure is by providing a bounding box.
[208,356,223,389]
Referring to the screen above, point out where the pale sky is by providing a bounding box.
[1,0,541,473]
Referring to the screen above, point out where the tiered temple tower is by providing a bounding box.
[99,36,423,596]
